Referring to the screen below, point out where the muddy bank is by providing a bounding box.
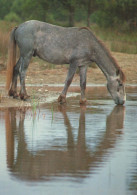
[0,84,82,108]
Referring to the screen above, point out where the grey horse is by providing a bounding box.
[6,20,126,105]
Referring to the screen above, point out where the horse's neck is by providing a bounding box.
[94,46,118,81]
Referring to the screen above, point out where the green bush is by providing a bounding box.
[91,11,113,27]
[4,12,21,23]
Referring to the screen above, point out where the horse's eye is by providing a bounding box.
[117,79,123,87]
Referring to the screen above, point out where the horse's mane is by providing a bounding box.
[79,27,126,82]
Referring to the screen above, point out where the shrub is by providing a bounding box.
[4,12,21,23]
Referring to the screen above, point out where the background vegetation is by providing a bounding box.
[0,0,137,65]
[0,0,137,29]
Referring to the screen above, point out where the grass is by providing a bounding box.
[30,94,55,124]
[110,41,137,54]
[0,20,17,65]
[90,24,137,54]
[0,30,9,63]
[30,91,40,117]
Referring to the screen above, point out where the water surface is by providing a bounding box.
[0,86,137,195]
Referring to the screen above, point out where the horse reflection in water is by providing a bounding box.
[5,106,125,181]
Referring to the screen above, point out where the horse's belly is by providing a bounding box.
[37,47,69,64]
[39,53,68,64]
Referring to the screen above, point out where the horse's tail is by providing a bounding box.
[6,27,17,91]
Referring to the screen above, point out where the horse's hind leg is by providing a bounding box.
[79,65,88,104]
[19,52,33,100]
[9,59,20,98]
[58,63,77,104]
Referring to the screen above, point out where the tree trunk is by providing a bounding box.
[87,0,91,27]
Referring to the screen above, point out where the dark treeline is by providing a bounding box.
[0,0,137,30]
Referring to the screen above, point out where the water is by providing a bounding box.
[0,86,137,195]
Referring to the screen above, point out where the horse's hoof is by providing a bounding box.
[9,89,18,98]
[58,94,66,104]
[20,94,30,101]
[79,98,87,105]
[9,89,14,96]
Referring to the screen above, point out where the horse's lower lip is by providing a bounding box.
[120,100,125,105]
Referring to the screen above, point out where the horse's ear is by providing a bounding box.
[116,69,120,76]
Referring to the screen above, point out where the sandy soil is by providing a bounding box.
[0,52,137,108]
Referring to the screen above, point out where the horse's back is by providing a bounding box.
[15,20,91,46]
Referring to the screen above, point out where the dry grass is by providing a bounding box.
[111,41,137,54]
[0,20,17,66]
[0,30,9,64]
[0,90,3,103]
[91,24,137,54]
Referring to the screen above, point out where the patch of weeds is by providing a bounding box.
[30,91,40,118]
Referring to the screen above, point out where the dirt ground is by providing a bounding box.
[0,52,137,108]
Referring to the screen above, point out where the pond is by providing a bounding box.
[0,86,137,195]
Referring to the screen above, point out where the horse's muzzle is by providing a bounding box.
[115,98,125,105]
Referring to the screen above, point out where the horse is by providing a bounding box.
[6,20,126,105]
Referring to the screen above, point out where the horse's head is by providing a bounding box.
[107,70,126,105]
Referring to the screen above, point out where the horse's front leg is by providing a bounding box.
[79,65,88,104]
[58,63,77,104]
